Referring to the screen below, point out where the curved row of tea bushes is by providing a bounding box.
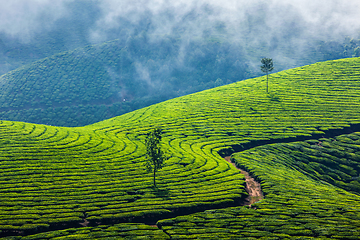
[9,133,360,239]
[0,120,246,236]
[271,133,360,194]
[158,132,360,239]
[0,39,169,127]
[1,57,360,238]
[0,223,169,240]
[0,34,258,127]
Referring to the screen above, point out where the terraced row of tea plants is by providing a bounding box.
[0,34,256,127]
[1,57,360,238]
[157,132,360,239]
[0,120,246,237]
[2,223,169,240]
[0,40,137,127]
[3,32,357,128]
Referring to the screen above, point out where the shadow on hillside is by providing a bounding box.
[267,93,280,102]
[218,123,360,158]
[153,188,170,200]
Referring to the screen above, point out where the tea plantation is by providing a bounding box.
[158,133,360,239]
[0,37,253,127]
[1,57,360,239]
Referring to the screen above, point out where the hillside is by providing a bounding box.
[1,57,360,239]
[160,132,360,239]
[1,34,360,127]
[2,0,360,79]
[0,37,254,127]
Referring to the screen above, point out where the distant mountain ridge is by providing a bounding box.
[0,36,256,127]
[1,34,359,127]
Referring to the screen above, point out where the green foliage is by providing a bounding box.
[260,58,274,73]
[285,134,360,194]
[354,47,360,57]
[214,78,224,87]
[260,57,274,93]
[145,127,168,188]
[1,223,169,239]
[1,57,360,238]
[159,133,360,239]
[0,37,253,127]
[1,32,359,127]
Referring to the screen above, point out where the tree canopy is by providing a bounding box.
[260,57,274,93]
[145,127,168,188]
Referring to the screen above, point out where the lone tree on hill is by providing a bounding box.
[260,58,274,93]
[145,127,168,188]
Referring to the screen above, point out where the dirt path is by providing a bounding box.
[224,156,264,206]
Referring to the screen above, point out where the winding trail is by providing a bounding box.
[146,156,264,231]
[224,156,264,206]
[83,126,360,235]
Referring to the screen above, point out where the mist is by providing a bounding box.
[1,0,360,127]
[85,0,360,86]
[0,0,359,70]
[90,0,360,44]
[0,0,358,45]
[0,0,71,43]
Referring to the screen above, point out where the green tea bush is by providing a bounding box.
[2,57,360,238]
[159,132,360,238]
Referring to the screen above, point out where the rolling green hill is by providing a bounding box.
[159,132,360,239]
[1,57,360,239]
[1,32,360,128]
[0,37,253,127]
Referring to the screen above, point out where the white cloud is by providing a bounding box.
[89,0,360,43]
[0,0,71,42]
[2,0,359,49]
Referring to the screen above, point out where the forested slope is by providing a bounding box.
[1,57,360,239]
[0,37,253,127]
[1,33,360,127]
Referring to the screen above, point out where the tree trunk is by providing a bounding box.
[266,70,269,93]
[153,169,156,188]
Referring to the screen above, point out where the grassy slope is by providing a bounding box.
[0,40,131,126]
[159,133,360,239]
[3,33,357,128]
[0,37,249,127]
[1,57,360,239]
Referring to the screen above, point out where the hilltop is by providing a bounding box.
[0,37,253,127]
[1,33,360,127]
[1,57,360,239]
